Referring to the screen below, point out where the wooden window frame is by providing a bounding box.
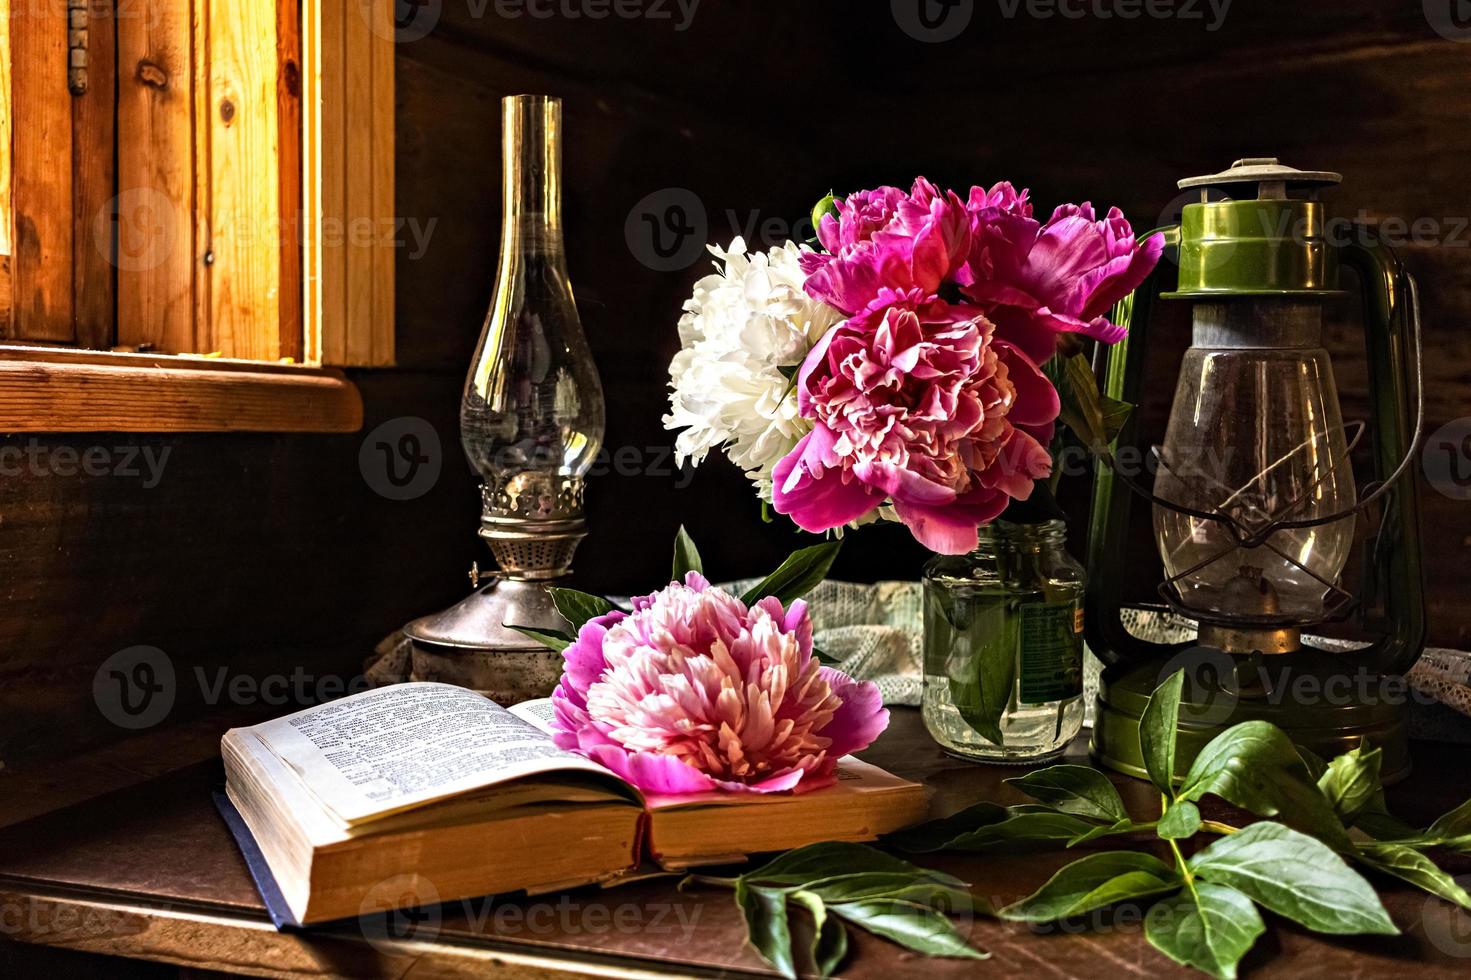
[0,0,395,434]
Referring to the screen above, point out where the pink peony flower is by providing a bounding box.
[550,573,888,795]
[772,289,1058,554]
[800,178,971,316]
[960,199,1165,363]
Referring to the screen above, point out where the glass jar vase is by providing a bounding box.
[922,520,1087,763]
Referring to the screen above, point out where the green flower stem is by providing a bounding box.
[681,873,740,890]
[1201,821,1241,836]
[1169,837,1195,884]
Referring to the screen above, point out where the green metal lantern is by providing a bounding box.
[1085,159,1426,782]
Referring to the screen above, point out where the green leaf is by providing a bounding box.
[1005,765,1130,823]
[998,479,1069,524]
[999,851,1180,922]
[746,842,924,884]
[504,624,574,651]
[1141,670,1186,796]
[1158,800,1203,840]
[1296,745,1330,782]
[1188,821,1398,935]
[735,880,796,980]
[811,645,841,666]
[893,801,1114,853]
[672,525,703,581]
[828,899,986,961]
[1068,819,1150,847]
[939,592,1017,746]
[1356,843,1471,911]
[788,890,848,979]
[946,811,1105,851]
[1053,352,1132,452]
[1318,741,1383,824]
[798,872,974,911]
[1179,721,1352,851]
[741,540,842,607]
[1428,797,1471,840]
[1145,883,1264,980]
[1353,808,1425,844]
[889,802,1009,853]
[546,588,616,631]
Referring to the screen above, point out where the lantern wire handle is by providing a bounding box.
[1092,273,1424,629]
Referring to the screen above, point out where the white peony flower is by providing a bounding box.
[665,237,843,500]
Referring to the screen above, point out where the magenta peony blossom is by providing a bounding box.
[550,573,888,795]
[960,198,1165,363]
[800,178,971,316]
[772,289,1058,554]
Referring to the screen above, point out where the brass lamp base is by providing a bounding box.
[1090,650,1411,785]
[402,576,570,705]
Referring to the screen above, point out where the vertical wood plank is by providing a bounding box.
[0,0,13,338]
[11,0,76,342]
[72,0,117,349]
[116,0,197,353]
[367,0,394,366]
[276,0,303,361]
[313,0,346,364]
[300,0,321,362]
[304,0,393,367]
[200,0,281,360]
[342,0,371,364]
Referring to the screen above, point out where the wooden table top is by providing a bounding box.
[2,708,1471,978]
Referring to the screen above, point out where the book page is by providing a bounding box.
[248,683,621,825]
[643,756,919,810]
[509,696,558,734]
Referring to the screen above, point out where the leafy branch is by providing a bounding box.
[681,842,986,979]
[509,526,844,663]
[890,669,1471,979]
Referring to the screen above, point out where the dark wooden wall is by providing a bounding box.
[2,1,1468,768]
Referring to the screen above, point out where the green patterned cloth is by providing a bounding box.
[730,581,1471,744]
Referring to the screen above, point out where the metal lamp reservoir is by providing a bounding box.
[1087,159,1426,781]
[403,95,605,703]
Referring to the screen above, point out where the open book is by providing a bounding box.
[221,682,928,925]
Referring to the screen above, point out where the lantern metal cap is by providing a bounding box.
[1162,157,1346,299]
[1178,157,1341,197]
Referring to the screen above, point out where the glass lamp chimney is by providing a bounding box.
[462,95,605,579]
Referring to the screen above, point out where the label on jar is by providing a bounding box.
[1018,601,1084,704]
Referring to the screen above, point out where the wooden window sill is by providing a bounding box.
[0,346,363,433]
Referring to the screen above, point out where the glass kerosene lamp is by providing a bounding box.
[1086,159,1426,781]
[404,95,605,704]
